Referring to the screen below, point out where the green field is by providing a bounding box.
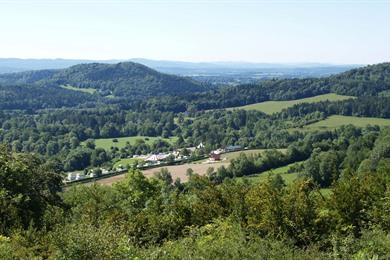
[228,93,354,114]
[195,149,287,164]
[243,162,302,184]
[303,115,390,131]
[240,161,331,196]
[113,158,144,168]
[90,136,178,150]
[61,84,97,94]
[221,149,287,162]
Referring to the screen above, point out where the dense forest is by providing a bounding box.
[0,61,390,258]
[0,62,205,98]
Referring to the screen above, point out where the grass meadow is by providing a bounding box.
[228,93,354,114]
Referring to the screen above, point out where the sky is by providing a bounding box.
[0,0,389,64]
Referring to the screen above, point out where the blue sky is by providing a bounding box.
[0,0,389,64]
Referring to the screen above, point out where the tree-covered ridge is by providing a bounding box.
[0,62,205,97]
[0,84,96,110]
[1,62,390,111]
[329,62,390,96]
[166,62,390,111]
[0,69,57,85]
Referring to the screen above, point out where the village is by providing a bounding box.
[65,143,243,183]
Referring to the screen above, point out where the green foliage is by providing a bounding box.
[143,219,327,260]
[304,150,342,187]
[0,146,63,235]
[0,151,389,258]
[50,223,132,259]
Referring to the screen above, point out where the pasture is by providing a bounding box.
[61,84,97,94]
[243,161,303,184]
[221,148,287,161]
[113,157,144,169]
[228,93,354,114]
[89,136,178,150]
[303,115,390,131]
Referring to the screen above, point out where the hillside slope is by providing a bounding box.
[0,62,205,97]
[329,62,390,96]
[1,62,389,111]
[183,63,390,111]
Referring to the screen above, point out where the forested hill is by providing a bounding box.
[0,62,205,97]
[0,62,389,111]
[329,62,390,96]
[179,62,390,111]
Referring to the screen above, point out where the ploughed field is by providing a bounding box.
[227,93,354,114]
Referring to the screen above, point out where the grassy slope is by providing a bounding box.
[221,149,287,161]
[113,158,144,168]
[240,162,332,196]
[228,93,354,114]
[60,84,96,94]
[195,149,287,164]
[91,136,178,150]
[303,115,390,131]
[243,162,302,184]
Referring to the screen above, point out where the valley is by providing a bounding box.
[2,1,390,258]
[1,60,389,259]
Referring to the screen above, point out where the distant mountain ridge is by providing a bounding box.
[0,58,360,77]
[0,58,121,73]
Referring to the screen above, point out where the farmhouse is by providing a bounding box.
[145,153,170,162]
[209,150,222,161]
[225,145,242,152]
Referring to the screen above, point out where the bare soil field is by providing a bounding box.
[96,161,230,185]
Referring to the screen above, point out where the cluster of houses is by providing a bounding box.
[66,168,112,182]
[65,143,243,183]
[208,145,242,162]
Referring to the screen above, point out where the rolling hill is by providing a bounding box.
[0,62,205,97]
[1,62,389,111]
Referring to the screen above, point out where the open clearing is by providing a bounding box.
[243,161,303,184]
[113,158,144,168]
[303,115,390,131]
[60,84,97,94]
[220,148,287,161]
[228,93,354,114]
[89,136,178,150]
[241,162,332,196]
[195,148,287,163]
[96,149,286,185]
